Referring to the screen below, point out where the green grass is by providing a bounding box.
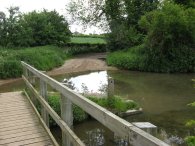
[0,46,68,79]
[107,45,145,71]
[71,37,106,44]
[47,93,138,125]
[107,45,195,73]
[87,95,138,113]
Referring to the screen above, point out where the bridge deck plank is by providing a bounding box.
[0,91,55,146]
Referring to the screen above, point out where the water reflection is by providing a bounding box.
[85,129,105,146]
[62,71,108,95]
[63,71,195,146]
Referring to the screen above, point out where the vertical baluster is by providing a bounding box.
[61,94,73,146]
[40,79,49,127]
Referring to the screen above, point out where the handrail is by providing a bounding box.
[22,75,85,146]
[21,61,169,146]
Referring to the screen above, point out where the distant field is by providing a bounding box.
[71,37,106,44]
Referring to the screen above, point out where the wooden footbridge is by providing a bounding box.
[0,62,170,146]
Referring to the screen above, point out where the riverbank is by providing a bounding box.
[47,53,117,76]
[0,53,117,86]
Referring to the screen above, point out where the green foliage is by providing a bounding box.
[107,23,144,51]
[185,136,195,146]
[173,0,195,8]
[0,60,22,78]
[185,80,195,146]
[48,94,88,124]
[188,102,195,107]
[0,46,67,79]
[87,96,138,112]
[47,94,138,126]
[0,8,71,47]
[71,37,106,44]
[139,2,195,51]
[0,7,22,47]
[107,45,145,70]
[106,0,159,51]
[68,0,159,51]
[19,10,71,46]
[107,44,195,73]
[72,105,89,123]
[107,2,195,73]
[186,120,195,127]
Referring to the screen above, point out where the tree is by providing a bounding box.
[68,0,158,51]
[0,7,21,47]
[138,2,195,72]
[173,0,195,8]
[18,10,71,46]
[0,8,71,47]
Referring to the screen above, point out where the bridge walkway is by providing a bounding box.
[0,91,57,146]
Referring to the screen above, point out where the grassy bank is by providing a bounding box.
[107,45,195,73]
[48,94,138,125]
[0,46,68,79]
[71,36,106,44]
[107,45,144,70]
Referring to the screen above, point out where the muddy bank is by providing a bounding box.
[0,53,116,86]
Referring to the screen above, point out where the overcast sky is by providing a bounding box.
[0,0,103,34]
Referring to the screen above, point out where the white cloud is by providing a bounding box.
[0,0,104,34]
[0,0,69,13]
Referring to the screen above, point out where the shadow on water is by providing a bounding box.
[1,70,195,146]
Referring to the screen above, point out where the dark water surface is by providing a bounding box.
[1,70,195,146]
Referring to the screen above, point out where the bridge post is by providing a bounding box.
[40,79,49,127]
[61,94,73,146]
[108,77,114,97]
[29,72,36,86]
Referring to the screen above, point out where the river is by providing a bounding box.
[0,70,195,146]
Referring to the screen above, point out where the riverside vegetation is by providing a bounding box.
[107,2,195,73]
[48,93,138,125]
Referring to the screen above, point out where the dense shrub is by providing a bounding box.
[139,2,195,52]
[0,8,71,47]
[0,46,68,79]
[0,60,22,78]
[107,2,195,73]
[18,10,71,47]
[88,96,138,112]
[107,45,145,70]
[107,23,144,51]
[107,45,195,73]
[185,136,195,146]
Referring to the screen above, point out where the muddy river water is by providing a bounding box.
[1,70,195,146]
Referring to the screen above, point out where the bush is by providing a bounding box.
[140,2,195,50]
[48,95,88,125]
[47,94,138,126]
[107,22,144,51]
[87,96,138,113]
[0,8,71,47]
[107,2,195,73]
[18,10,71,47]
[107,45,145,70]
[107,45,195,73]
[0,60,22,78]
[0,46,68,79]
[185,136,195,146]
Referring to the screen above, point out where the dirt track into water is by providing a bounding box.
[0,53,116,86]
